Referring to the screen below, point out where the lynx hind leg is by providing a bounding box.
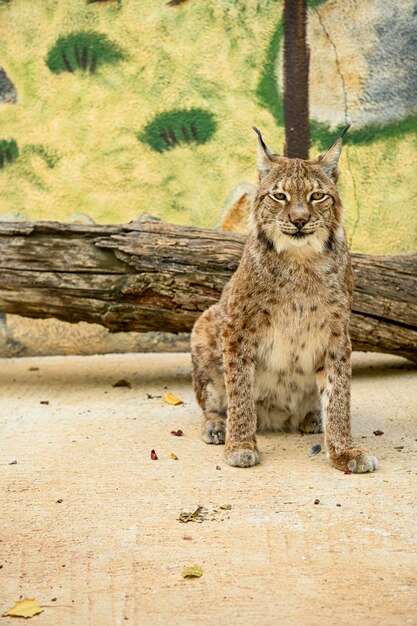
[191,306,227,445]
[202,407,227,445]
[299,409,323,434]
[195,365,227,446]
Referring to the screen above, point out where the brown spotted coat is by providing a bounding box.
[191,130,378,473]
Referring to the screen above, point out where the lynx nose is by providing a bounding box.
[291,216,309,230]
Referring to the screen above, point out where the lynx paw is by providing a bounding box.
[224,442,260,468]
[299,411,323,434]
[329,447,379,473]
[202,419,226,445]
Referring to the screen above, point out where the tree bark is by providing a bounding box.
[283,0,310,158]
[0,217,415,362]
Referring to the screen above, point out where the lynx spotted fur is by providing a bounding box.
[191,127,378,473]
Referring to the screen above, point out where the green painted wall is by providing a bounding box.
[0,0,416,254]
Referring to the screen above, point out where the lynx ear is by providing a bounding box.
[318,124,350,181]
[252,126,277,180]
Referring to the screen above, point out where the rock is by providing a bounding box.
[218,182,256,234]
[0,68,17,104]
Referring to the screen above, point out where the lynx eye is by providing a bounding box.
[311,191,326,201]
[269,192,287,202]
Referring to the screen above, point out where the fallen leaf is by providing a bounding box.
[150,449,158,460]
[178,506,205,523]
[28,367,39,372]
[309,443,322,457]
[167,0,190,7]
[216,465,221,471]
[182,565,204,578]
[394,446,404,451]
[164,392,183,406]
[170,429,184,436]
[314,499,320,505]
[170,453,179,460]
[40,400,49,405]
[146,393,162,399]
[113,379,131,388]
[373,430,384,436]
[178,504,232,523]
[182,535,193,541]
[56,499,63,504]
[3,598,44,618]
[336,503,342,507]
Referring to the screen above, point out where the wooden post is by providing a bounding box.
[283,0,310,158]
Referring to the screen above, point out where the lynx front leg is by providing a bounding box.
[319,333,378,473]
[222,325,260,468]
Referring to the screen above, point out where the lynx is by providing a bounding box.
[191,127,378,473]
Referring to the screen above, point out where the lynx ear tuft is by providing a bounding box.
[253,126,277,180]
[318,124,350,181]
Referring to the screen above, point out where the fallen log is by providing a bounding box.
[0,216,416,362]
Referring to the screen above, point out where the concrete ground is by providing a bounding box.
[0,351,416,626]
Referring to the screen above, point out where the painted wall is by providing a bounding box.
[0,0,416,254]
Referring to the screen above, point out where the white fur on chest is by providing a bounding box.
[254,306,329,430]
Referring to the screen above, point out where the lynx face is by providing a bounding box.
[252,128,345,255]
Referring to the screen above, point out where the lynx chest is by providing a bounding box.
[253,300,330,428]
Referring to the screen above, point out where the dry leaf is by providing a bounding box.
[182,565,204,578]
[309,444,322,457]
[164,392,183,406]
[170,453,179,460]
[170,429,184,437]
[150,449,158,460]
[178,506,205,523]
[219,504,232,510]
[112,379,131,388]
[167,0,190,7]
[3,598,44,618]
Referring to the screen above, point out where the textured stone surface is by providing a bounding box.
[0,67,17,104]
[307,0,417,128]
[0,351,416,625]
[0,314,190,358]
